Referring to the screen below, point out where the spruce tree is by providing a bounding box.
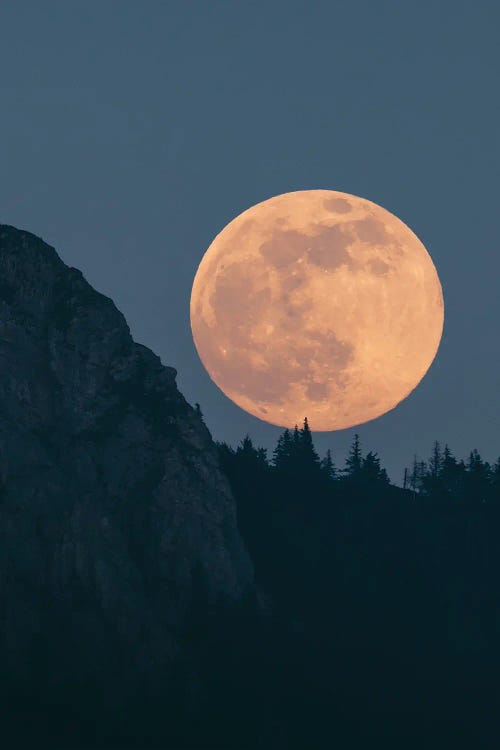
[409,455,420,493]
[429,441,442,479]
[361,451,381,482]
[421,441,444,496]
[418,460,427,484]
[465,449,491,503]
[272,429,292,471]
[298,417,321,473]
[320,449,336,481]
[344,433,363,479]
[236,435,268,470]
[361,451,390,485]
[439,444,460,496]
[216,441,235,473]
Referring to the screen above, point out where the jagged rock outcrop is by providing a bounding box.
[0,225,253,701]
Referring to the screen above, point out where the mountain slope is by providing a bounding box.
[0,225,253,714]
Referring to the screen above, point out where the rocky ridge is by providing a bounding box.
[0,224,253,701]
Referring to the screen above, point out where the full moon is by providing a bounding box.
[190,190,444,431]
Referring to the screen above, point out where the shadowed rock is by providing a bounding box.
[0,225,253,709]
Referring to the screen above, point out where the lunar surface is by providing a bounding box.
[190,190,444,431]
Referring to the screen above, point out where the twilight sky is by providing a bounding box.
[1,0,498,483]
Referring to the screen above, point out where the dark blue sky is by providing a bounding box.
[1,1,498,483]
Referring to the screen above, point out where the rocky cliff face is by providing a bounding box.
[0,225,253,700]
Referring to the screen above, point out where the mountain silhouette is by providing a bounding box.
[0,225,253,746]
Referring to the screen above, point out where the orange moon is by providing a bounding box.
[190,190,444,431]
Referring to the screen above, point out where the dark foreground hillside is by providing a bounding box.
[218,427,500,747]
[0,225,499,748]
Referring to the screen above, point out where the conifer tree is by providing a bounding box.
[320,449,336,481]
[465,449,491,502]
[439,444,460,496]
[236,435,268,470]
[344,434,363,479]
[421,441,444,495]
[441,444,456,473]
[217,437,269,484]
[256,447,268,466]
[361,451,381,482]
[429,441,442,479]
[272,428,292,470]
[361,451,390,485]
[216,440,235,470]
[408,455,420,493]
[418,460,427,482]
[379,466,390,485]
[298,417,321,473]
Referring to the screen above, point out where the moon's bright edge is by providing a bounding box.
[190,190,444,431]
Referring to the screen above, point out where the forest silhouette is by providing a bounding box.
[206,420,500,747]
[218,418,500,509]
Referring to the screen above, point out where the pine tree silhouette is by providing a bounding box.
[361,451,389,484]
[272,419,322,480]
[421,441,444,495]
[272,428,293,471]
[298,417,321,476]
[439,444,461,497]
[429,440,442,479]
[320,449,336,481]
[408,455,421,493]
[465,449,491,503]
[344,433,363,479]
[236,435,269,470]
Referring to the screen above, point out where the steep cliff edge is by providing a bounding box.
[0,225,253,708]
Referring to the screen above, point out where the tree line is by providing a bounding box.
[216,417,500,504]
[405,440,500,503]
[205,415,500,746]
